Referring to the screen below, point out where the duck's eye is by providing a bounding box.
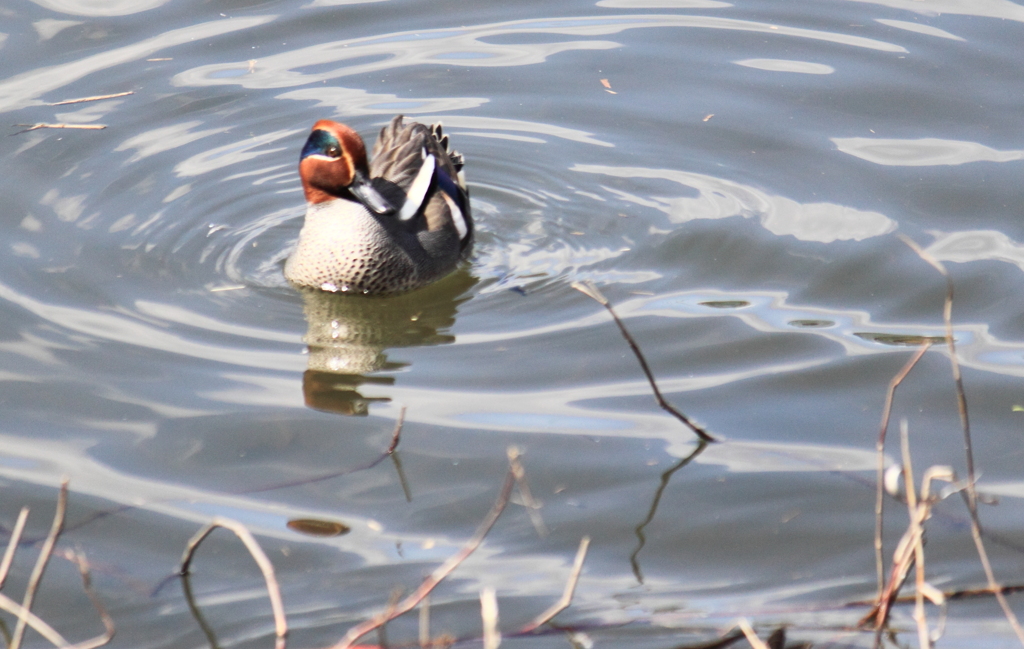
[326,145,341,158]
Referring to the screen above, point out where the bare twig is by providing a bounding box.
[736,619,770,649]
[0,507,29,588]
[332,465,518,649]
[12,479,67,649]
[901,421,931,649]
[507,446,547,537]
[572,281,715,442]
[480,587,500,649]
[49,92,133,106]
[62,549,116,649]
[386,407,406,454]
[0,592,71,648]
[520,537,590,633]
[874,343,931,598]
[179,517,287,649]
[12,123,106,135]
[900,234,1024,645]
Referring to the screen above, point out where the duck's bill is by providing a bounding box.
[350,171,395,215]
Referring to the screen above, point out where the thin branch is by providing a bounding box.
[179,517,287,649]
[520,537,590,633]
[62,549,115,649]
[12,124,106,135]
[900,234,1024,645]
[386,407,406,454]
[572,281,715,442]
[0,592,70,648]
[0,508,29,588]
[49,91,133,106]
[332,467,517,649]
[901,421,931,649]
[736,619,769,649]
[480,587,500,649]
[874,343,931,598]
[12,479,67,649]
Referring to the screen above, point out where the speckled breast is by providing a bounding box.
[284,200,423,294]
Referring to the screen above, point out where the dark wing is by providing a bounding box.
[370,116,471,250]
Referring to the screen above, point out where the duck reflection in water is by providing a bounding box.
[299,272,476,416]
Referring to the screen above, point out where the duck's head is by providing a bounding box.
[299,120,395,214]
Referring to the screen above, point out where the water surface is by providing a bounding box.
[1,0,1024,647]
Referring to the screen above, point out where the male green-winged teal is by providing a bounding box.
[285,115,472,294]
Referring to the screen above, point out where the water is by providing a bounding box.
[1,0,1023,647]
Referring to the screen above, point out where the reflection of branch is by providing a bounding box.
[900,235,1024,644]
[180,571,221,649]
[572,282,715,442]
[332,466,518,649]
[631,441,708,584]
[12,479,67,649]
[873,343,930,599]
[179,517,288,649]
[245,407,406,495]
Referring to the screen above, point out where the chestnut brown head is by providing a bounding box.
[298,120,394,214]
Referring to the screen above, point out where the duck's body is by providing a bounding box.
[285,115,472,294]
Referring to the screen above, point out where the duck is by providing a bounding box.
[284,115,473,294]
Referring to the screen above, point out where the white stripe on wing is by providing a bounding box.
[398,150,436,221]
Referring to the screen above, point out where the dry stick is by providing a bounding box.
[520,536,591,633]
[736,619,770,649]
[12,124,106,134]
[899,234,1024,645]
[0,507,30,588]
[874,343,931,599]
[389,407,413,502]
[386,407,406,454]
[480,587,500,649]
[63,549,115,649]
[49,91,134,106]
[332,468,517,649]
[179,517,288,649]
[571,281,715,443]
[901,421,931,649]
[507,446,547,537]
[0,592,71,648]
[11,479,68,649]
[418,594,431,648]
